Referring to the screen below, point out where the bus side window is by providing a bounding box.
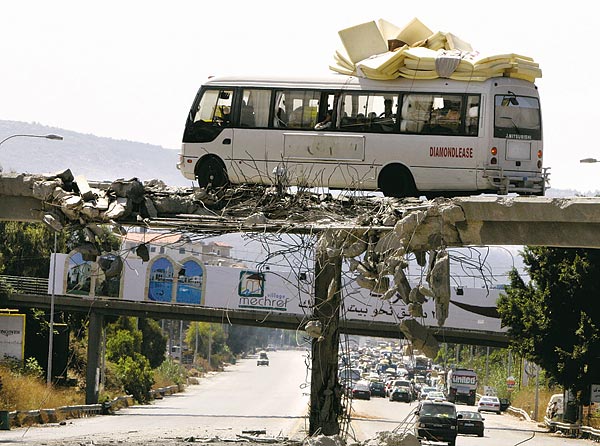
[400,95,432,133]
[240,101,255,127]
[241,89,271,128]
[466,95,480,136]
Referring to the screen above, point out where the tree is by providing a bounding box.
[139,318,167,368]
[498,246,600,400]
[105,317,155,402]
[185,322,228,364]
[226,325,271,354]
[0,222,64,276]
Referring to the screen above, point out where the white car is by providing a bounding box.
[420,386,437,400]
[426,391,446,401]
[477,396,501,414]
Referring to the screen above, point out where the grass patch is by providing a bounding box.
[508,386,558,421]
[0,364,83,411]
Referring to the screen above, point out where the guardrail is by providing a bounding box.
[543,416,600,441]
[506,406,532,421]
[0,275,49,295]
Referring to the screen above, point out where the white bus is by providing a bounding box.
[177,74,548,197]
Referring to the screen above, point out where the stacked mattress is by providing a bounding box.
[331,17,541,82]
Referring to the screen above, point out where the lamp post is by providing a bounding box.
[0,133,63,147]
[0,134,64,174]
[47,232,58,387]
[580,158,598,164]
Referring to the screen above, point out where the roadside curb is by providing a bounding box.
[2,385,182,429]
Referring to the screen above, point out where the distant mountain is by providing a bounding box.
[0,120,189,187]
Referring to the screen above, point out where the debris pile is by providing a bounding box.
[331,17,541,82]
[303,432,420,446]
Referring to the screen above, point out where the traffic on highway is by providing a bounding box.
[0,349,590,446]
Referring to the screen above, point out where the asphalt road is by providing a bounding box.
[0,349,594,446]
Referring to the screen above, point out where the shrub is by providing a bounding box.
[114,353,154,403]
[23,357,44,378]
[154,358,187,387]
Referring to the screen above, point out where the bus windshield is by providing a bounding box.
[494,94,541,140]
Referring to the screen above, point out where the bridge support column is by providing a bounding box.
[309,232,343,436]
[86,311,103,404]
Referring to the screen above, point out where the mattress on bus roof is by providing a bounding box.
[330,18,541,82]
[338,21,389,64]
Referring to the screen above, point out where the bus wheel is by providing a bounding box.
[196,157,229,189]
[378,165,417,198]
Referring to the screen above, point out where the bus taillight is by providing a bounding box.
[537,149,543,158]
[489,147,498,165]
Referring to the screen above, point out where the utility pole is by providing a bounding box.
[309,231,343,436]
[85,312,104,404]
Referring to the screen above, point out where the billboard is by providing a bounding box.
[0,313,26,361]
[49,253,505,334]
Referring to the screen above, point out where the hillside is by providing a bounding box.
[0,120,189,187]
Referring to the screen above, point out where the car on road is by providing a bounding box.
[426,391,446,401]
[457,410,485,437]
[351,382,371,400]
[387,379,414,398]
[257,350,269,366]
[369,381,386,398]
[477,395,501,414]
[419,386,437,400]
[389,384,413,402]
[414,400,461,446]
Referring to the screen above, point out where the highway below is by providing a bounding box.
[0,350,593,446]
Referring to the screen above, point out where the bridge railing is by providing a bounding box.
[0,275,49,295]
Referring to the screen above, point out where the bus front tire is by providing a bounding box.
[196,157,229,189]
[378,165,417,198]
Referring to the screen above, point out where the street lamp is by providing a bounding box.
[0,133,63,147]
[580,158,598,163]
[0,134,64,174]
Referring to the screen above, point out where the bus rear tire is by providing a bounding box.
[378,164,417,198]
[196,156,229,190]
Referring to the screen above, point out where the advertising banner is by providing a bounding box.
[0,314,26,361]
[50,253,505,334]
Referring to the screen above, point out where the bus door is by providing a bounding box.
[283,131,365,187]
[231,88,271,184]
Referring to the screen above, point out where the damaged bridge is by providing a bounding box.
[1,171,600,247]
[2,170,600,436]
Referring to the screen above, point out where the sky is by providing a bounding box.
[0,0,598,193]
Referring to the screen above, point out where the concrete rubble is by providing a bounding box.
[304,432,420,446]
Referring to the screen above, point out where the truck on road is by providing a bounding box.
[447,368,477,406]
